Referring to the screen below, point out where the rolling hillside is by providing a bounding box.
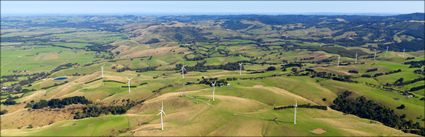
[1,14,424,136]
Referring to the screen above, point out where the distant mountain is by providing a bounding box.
[395,13,425,20]
[2,13,424,51]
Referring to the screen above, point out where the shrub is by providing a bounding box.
[396,104,406,109]
[0,110,8,115]
[348,70,359,73]
[2,98,17,105]
[266,66,277,71]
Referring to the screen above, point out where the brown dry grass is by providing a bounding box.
[0,105,82,129]
[119,46,187,59]
[252,85,316,104]
[311,128,326,134]
[130,89,268,136]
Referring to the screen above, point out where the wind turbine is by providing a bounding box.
[157,101,166,130]
[422,66,425,73]
[337,55,340,67]
[402,48,406,58]
[238,63,243,75]
[294,100,297,125]
[355,52,358,64]
[126,77,133,93]
[211,81,216,101]
[385,46,389,57]
[373,49,377,61]
[101,64,105,78]
[181,65,186,78]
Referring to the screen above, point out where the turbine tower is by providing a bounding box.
[127,77,133,93]
[355,52,358,64]
[239,63,243,75]
[101,64,104,78]
[157,101,166,130]
[385,46,389,57]
[337,55,340,67]
[181,65,186,78]
[211,80,216,101]
[373,49,377,61]
[402,48,406,58]
[294,100,297,125]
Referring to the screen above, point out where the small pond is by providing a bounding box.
[54,77,68,81]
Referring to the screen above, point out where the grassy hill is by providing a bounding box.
[1,14,424,136]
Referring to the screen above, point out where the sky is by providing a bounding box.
[1,1,424,15]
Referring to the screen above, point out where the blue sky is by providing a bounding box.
[1,1,424,15]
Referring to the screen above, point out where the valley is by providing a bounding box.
[1,14,424,136]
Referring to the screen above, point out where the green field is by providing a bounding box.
[1,46,98,75]
[1,14,424,136]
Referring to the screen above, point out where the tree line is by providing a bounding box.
[404,60,425,68]
[409,85,425,92]
[176,61,244,72]
[273,104,327,110]
[364,69,402,78]
[331,91,425,136]
[198,77,228,87]
[305,69,353,82]
[74,104,131,119]
[73,99,142,119]
[25,96,91,109]
[393,77,424,86]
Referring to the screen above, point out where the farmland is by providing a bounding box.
[1,14,424,136]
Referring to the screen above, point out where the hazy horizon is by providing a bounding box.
[3,12,423,17]
[1,1,424,16]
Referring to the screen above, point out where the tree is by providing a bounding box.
[291,68,298,73]
[3,98,16,105]
[397,104,406,109]
[394,78,404,86]
[0,110,7,115]
[266,66,276,71]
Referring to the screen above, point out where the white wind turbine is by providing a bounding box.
[101,64,105,78]
[373,49,377,61]
[355,52,358,64]
[157,101,166,130]
[238,63,243,75]
[422,66,425,73]
[337,55,340,67]
[385,46,389,57]
[211,81,216,101]
[126,77,133,93]
[181,65,186,78]
[294,100,297,125]
[402,48,406,58]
